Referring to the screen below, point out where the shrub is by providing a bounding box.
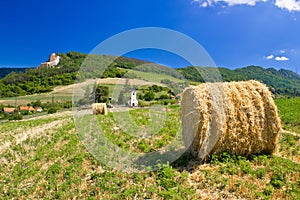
[47,108,57,114]
[143,91,155,101]
[8,113,23,121]
[158,94,170,100]
[270,173,286,189]
[255,168,267,179]
[156,165,177,189]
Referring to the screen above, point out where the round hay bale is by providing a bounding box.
[181,80,281,161]
[92,103,108,115]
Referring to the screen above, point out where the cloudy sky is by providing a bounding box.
[0,0,299,73]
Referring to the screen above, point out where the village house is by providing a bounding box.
[19,106,35,112]
[4,108,16,114]
[35,107,43,112]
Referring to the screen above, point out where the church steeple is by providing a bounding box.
[128,87,138,107]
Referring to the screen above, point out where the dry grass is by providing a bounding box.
[181,80,282,161]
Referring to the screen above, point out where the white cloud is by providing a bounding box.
[266,54,274,60]
[201,1,210,7]
[193,0,265,8]
[222,0,259,6]
[192,0,300,12]
[275,56,289,61]
[192,0,213,7]
[275,0,300,12]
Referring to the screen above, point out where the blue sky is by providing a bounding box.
[0,0,300,73]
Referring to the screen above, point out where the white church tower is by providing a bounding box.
[128,88,138,107]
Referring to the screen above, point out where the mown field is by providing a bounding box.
[0,98,299,199]
[124,69,184,84]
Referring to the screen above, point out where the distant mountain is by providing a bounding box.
[0,52,299,97]
[178,66,300,95]
[0,68,28,79]
[234,66,300,94]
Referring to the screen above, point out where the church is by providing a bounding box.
[128,88,138,107]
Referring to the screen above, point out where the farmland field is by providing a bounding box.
[124,69,185,83]
[0,78,168,106]
[0,99,299,199]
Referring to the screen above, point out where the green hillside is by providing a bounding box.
[178,66,300,96]
[124,69,184,83]
[1,52,300,97]
[0,52,184,97]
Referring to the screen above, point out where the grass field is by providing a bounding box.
[125,69,185,84]
[0,77,169,106]
[0,99,299,199]
[275,97,300,134]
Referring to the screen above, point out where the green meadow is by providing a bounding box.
[0,98,299,199]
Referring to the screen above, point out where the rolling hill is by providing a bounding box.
[0,52,299,98]
[178,66,300,95]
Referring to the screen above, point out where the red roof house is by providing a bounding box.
[4,108,16,113]
[19,106,35,112]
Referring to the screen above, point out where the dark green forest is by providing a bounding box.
[0,51,299,97]
[0,68,28,79]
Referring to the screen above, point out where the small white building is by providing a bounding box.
[128,88,138,107]
[35,107,43,112]
[38,53,60,68]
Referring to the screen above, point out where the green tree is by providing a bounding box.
[117,92,128,105]
[95,85,109,103]
[143,91,155,101]
[30,100,42,107]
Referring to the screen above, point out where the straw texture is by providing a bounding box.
[181,80,281,160]
[92,103,108,115]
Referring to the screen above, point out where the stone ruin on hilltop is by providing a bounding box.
[38,53,60,68]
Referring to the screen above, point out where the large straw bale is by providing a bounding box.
[92,103,108,115]
[181,80,281,160]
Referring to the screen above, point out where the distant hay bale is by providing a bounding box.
[92,103,108,115]
[181,80,281,161]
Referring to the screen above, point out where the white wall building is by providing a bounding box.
[38,53,60,68]
[128,88,138,107]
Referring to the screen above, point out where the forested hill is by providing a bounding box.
[178,66,300,95]
[0,68,28,79]
[0,52,152,97]
[0,51,299,97]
